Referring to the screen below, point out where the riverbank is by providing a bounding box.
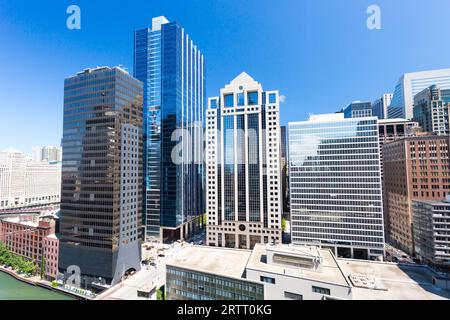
[0,266,84,300]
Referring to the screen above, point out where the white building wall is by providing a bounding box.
[206,73,282,249]
[0,149,61,209]
[245,267,352,300]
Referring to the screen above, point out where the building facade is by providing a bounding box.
[343,101,373,118]
[32,146,62,163]
[205,73,282,249]
[0,215,55,275]
[59,66,143,288]
[378,119,419,177]
[280,126,289,215]
[372,94,393,120]
[383,135,450,254]
[43,234,59,280]
[413,85,450,136]
[0,148,61,209]
[289,114,385,260]
[134,16,205,242]
[389,68,450,120]
[413,198,450,267]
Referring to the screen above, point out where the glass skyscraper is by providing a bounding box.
[59,67,143,288]
[134,16,205,241]
[288,113,385,260]
[343,101,373,119]
[389,68,450,120]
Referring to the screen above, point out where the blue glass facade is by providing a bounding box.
[134,17,205,240]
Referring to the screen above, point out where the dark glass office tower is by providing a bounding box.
[59,67,143,289]
[134,16,205,242]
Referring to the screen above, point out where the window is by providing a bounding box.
[284,292,303,300]
[237,93,245,106]
[260,276,276,284]
[312,286,330,295]
[268,93,277,104]
[248,92,258,106]
[224,94,234,107]
[210,99,217,109]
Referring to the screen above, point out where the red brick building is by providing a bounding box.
[43,234,59,280]
[383,134,450,254]
[0,215,57,278]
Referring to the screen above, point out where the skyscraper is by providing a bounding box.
[134,16,205,242]
[413,85,450,136]
[205,72,282,249]
[280,126,289,215]
[289,114,385,260]
[372,94,393,120]
[383,135,450,254]
[32,146,62,163]
[59,66,143,288]
[343,101,372,119]
[389,68,450,120]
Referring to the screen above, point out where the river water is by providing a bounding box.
[0,271,74,300]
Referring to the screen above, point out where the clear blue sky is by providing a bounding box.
[1,0,450,154]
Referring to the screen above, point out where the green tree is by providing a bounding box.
[282,218,287,233]
[156,287,165,301]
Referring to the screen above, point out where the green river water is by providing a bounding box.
[0,271,74,300]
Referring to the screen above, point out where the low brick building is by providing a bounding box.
[0,215,57,278]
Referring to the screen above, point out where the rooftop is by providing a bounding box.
[165,246,252,280]
[338,259,450,300]
[378,118,416,124]
[247,244,351,287]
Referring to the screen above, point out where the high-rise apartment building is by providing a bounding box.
[32,146,62,163]
[413,85,450,136]
[289,114,385,260]
[389,68,450,120]
[0,148,61,209]
[205,72,282,249]
[59,66,143,288]
[372,94,393,120]
[413,197,450,267]
[383,135,450,254]
[343,101,373,118]
[134,16,205,242]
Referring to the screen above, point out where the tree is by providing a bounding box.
[156,287,165,301]
[282,218,287,233]
[40,254,46,279]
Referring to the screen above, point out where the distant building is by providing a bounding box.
[165,244,450,300]
[134,16,205,242]
[413,197,450,267]
[413,85,450,135]
[0,148,61,209]
[389,68,450,120]
[59,66,143,288]
[383,135,450,254]
[289,113,385,260]
[372,94,393,119]
[0,214,56,278]
[343,101,372,118]
[32,146,62,163]
[205,72,282,249]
